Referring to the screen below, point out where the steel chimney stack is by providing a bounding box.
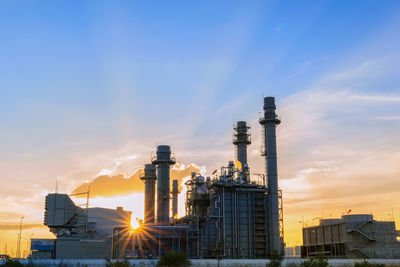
[259,97,281,254]
[140,164,157,224]
[152,145,175,225]
[171,180,179,219]
[233,121,251,166]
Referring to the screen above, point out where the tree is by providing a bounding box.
[157,251,191,267]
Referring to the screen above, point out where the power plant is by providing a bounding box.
[31,97,284,259]
[27,96,400,261]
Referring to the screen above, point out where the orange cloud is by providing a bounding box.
[71,163,201,198]
[0,223,45,231]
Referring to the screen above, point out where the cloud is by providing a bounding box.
[0,223,45,231]
[275,60,400,222]
[96,154,138,177]
[71,163,202,198]
[368,116,400,121]
[0,211,25,221]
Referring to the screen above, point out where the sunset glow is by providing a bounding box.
[1,0,400,258]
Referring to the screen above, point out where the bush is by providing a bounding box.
[24,261,42,267]
[157,251,191,267]
[0,260,24,267]
[105,258,131,267]
[267,250,284,267]
[354,261,385,267]
[300,254,329,267]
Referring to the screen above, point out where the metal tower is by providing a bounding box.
[259,97,281,254]
[233,121,251,167]
[171,180,179,219]
[152,145,176,225]
[140,164,157,224]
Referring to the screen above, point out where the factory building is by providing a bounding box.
[32,194,131,259]
[37,97,284,259]
[124,97,284,259]
[302,214,400,259]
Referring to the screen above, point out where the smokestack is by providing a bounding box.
[152,145,175,225]
[171,180,179,219]
[140,164,157,224]
[259,97,281,254]
[233,121,251,181]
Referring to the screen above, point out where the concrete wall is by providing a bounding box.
[347,220,399,258]
[303,218,400,259]
[4,259,400,267]
[56,238,112,259]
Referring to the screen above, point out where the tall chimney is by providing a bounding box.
[152,145,175,225]
[259,97,281,254]
[140,164,157,224]
[233,121,251,179]
[171,180,179,219]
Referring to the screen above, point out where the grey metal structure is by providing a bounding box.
[184,171,271,258]
[152,145,176,225]
[171,180,179,219]
[140,164,157,224]
[42,193,131,259]
[233,121,251,175]
[44,194,88,237]
[302,214,400,259]
[39,97,285,260]
[259,97,281,254]
[128,97,283,259]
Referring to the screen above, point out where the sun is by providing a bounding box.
[130,216,141,230]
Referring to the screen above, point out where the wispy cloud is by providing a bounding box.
[368,116,400,120]
[0,223,45,231]
[276,59,400,222]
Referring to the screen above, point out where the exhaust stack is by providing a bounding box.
[152,145,175,225]
[259,97,281,254]
[171,180,179,219]
[233,121,251,182]
[140,164,157,224]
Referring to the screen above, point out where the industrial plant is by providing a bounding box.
[29,96,400,261]
[31,97,284,259]
[302,214,400,259]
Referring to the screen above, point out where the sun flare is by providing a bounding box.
[130,216,141,230]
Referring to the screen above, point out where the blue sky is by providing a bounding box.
[1,1,399,150]
[1,0,400,250]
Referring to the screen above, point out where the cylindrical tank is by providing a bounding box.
[259,96,281,254]
[152,145,175,225]
[140,164,157,224]
[171,180,179,219]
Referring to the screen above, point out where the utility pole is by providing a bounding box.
[16,216,24,258]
